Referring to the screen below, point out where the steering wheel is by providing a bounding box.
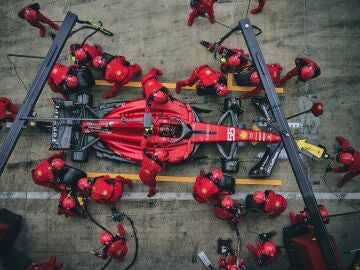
[168,117,192,144]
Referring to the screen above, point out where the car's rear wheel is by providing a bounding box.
[221,158,240,173]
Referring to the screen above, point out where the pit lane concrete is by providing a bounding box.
[0,0,359,269]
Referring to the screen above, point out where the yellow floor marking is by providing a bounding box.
[95,73,284,93]
[86,172,282,186]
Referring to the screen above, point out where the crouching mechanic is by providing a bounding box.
[176,65,228,97]
[192,168,235,204]
[219,249,246,270]
[58,191,87,218]
[214,196,246,232]
[47,63,87,100]
[69,43,102,66]
[326,135,360,187]
[0,97,19,129]
[217,45,250,73]
[277,57,320,86]
[94,224,128,262]
[187,0,216,26]
[139,149,169,197]
[239,63,282,100]
[247,231,281,268]
[31,151,66,192]
[77,175,133,219]
[92,54,142,98]
[290,204,329,225]
[141,68,174,112]
[245,190,287,217]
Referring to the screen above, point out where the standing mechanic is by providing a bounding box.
[277,57,320,86]
[326,136,360,187]
[0,97,18,129]
[18,3,60,37]
[187,0,215,26]
[92,54,142,98]
[176,64,228,97]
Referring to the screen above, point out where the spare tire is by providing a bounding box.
[76,68,95,89]
[233,65,256,86]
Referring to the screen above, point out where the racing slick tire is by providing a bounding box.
[76,68,95,89]
[233,65,256,86]
[221,158,240,173]
[223,97,242,114]
[76,93,93,106]
[71,150,89,162]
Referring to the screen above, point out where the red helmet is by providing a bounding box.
[99,232,113,245]
[319,205,329,218]
[77,178,92,190]
[228,55,241,68]
[24,9,38,22]
[311,102,324,117]
[250,71,260,84]
[75,48,87,61]
[92,56,107,69]
[154,149,169,162]
[338,153,354,165]
[210,168,224,182]
[62,196,75,209]
[215,83,228,97]
[153,91,168,104]
[51,158,64,170]
[300,66,315,80]
[221,196,235,209]
[253,191,266,204]
[65,75,79,88]
[262,241,277,256]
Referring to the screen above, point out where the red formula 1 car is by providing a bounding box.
[49,94,280,172]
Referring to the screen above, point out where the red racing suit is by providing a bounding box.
[18,3,60,37]
[176,64,227,96]
[239,63,282,99]
[90,175,132,204]
[139,149,165,197]
[219,254,246,270]
[192,169,221,204]
[217,45,250,72]
[289,205,329,225]
[214,201,245,231]
[27,256,62,270]
[47,63,79,100]
[31,151,66,192]
[0,97,18,129]
[188,0,215,26]
[250,0,266,15]
[71,43,103,66]
[331,136,360,187]
[247,240,280,267]
[57,191,86,218]
[95,224,128,262]
[263,190,287,216]
[141,68,173,111]
[277,57,321,86]
[103,56,142,99]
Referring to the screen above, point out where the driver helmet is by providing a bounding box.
[215,83,228,97]
[221,196,235,209]
[300,66,315,80]
[92,56,107,69]
[337,153,354,165]
[262,241,277,256]
[24,9,38,22]
[62,196,75,209]
[51,158,64,170]
[64,75,79,88]
[153,90,168,104]
[99,231,113,245]
[250,71,260,85]
[154,149,169,162]
[210,168,224,182]
[228,55,241,68]
[77,177,93,190]
[253,191,266,204]
[159,125,176,137]
[75,48,87,62]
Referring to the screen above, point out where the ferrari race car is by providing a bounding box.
[49,93,281,173]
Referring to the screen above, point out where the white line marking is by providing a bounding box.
[0,192,359,200]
